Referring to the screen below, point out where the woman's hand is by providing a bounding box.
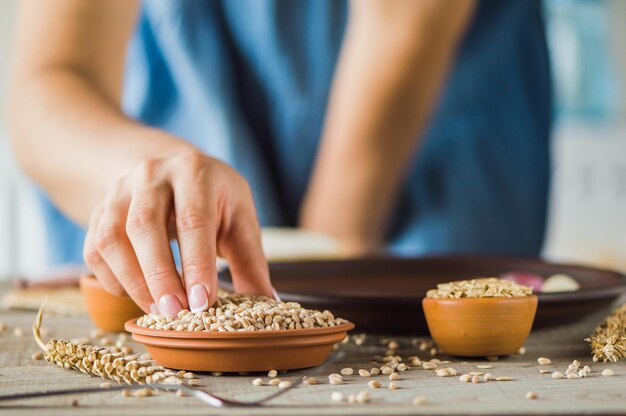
[83,151,273,316]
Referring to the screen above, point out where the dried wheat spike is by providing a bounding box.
[32,302,165,385]
[585,304,625,363]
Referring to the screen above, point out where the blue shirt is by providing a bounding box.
[40,0,552,265]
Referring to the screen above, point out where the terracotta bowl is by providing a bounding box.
[79,275,144,332]
[125,319,355,372]
[422,295,538,357]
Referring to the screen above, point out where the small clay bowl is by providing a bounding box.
[79,275,144,332]
[125,319,355,372]
[422,295,538,357]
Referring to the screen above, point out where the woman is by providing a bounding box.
[8,0,551,316]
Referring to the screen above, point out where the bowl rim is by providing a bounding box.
[125,319,355,339]
[422,294,538,303]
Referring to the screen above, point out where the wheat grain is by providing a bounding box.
[268,378,281,386]
[132,388,154,397]
[436,368,457,377]
[426,278,532,299]
[412,396,428,405]
[303,377,317,385]
[355,391,370,404]
[422,362,437,370]
[331,392,344,402]
[526,391,538,400]
[380,366,393,375]
[329,375,343,385]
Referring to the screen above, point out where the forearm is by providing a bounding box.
[8,68,195,225]
[300,0,475,251]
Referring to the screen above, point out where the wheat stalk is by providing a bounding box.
[32,301,194,385]
[585,304,626,362]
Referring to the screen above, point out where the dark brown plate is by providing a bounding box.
[218,256,626,335]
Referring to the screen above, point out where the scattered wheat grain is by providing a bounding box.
[526,391,537,400]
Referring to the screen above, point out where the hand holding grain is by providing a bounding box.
[83,151,273,315]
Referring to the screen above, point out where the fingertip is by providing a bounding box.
[158,294,184,316]
[272,286,282,302]
[188,283,209,313]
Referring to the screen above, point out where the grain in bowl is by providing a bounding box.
[137,294,348,332]
[426,277,533,299]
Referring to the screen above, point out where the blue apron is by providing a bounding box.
[39,0,552,265]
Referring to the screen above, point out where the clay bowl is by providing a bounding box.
[79,275,144,332]
[422,295,538,357]
[125,319,355,372]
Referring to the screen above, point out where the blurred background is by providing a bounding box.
[0,0,625,279]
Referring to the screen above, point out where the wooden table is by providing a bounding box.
[0,283,624,415]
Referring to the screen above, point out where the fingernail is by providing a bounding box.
[272,287,282,302]
[150,303,159,314]
[158,294,183,317]
[188,284,208,313]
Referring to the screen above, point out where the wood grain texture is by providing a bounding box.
[0,282,624,415]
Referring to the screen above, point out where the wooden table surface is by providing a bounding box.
[0,283,624,416]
